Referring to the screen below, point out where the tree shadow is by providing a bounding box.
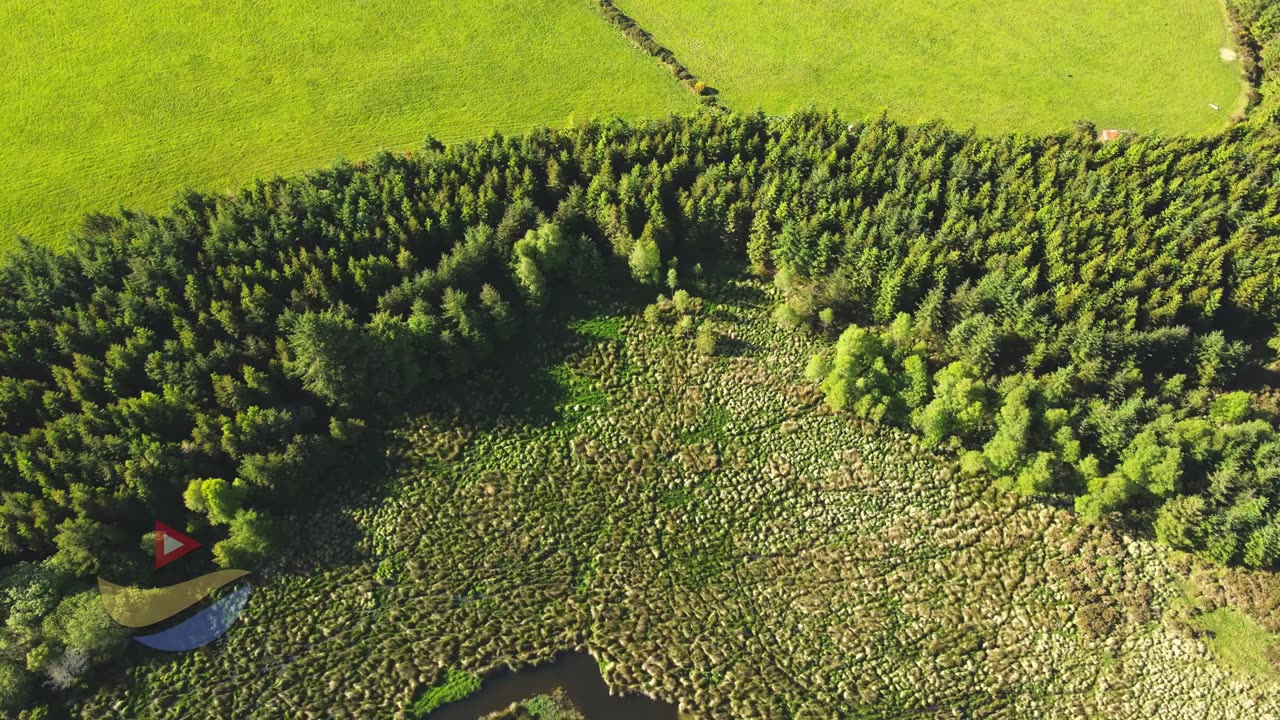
[717,334,761,358]
[261,284,654,580]
[407,280,657,434]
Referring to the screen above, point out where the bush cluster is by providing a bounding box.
[809,313,1280,567]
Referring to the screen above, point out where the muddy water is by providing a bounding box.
[428,651,678,719]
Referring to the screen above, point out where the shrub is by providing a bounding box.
[40,591,126,660]
[211,510,275,569]
[410,669,481,717]
[0,662,29,711]
[696,322,718,356]
[773,303,804,330]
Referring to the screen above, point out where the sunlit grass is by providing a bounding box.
[614,0,1246,135]
[1199,607,1278,679]
[0,0,693,248]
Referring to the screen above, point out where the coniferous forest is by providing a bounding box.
[3,3,1280,709]
[5,113,1280,571]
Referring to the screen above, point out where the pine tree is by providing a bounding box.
[479,284,516,340]
[513,254,548,309]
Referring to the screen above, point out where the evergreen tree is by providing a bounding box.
[629,237,662,285]
[479,284,516,340]
[284,310,369,407]
[513,254,548,309]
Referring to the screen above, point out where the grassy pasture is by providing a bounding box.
[0,0,693,247]
[613,0,1246,135]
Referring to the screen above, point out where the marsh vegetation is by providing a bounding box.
[69,279,1280,718]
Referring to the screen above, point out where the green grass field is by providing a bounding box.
[0,0,693,247]
[0,0,1248,249]
[614,0,1246,134]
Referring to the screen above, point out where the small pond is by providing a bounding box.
[429,651,678,719]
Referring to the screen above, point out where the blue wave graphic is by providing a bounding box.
[132,585,252,651]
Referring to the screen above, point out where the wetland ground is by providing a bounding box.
[75,277,1280,718]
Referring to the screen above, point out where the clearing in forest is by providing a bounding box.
[76,279,1280,718]
[612,0,1246,135]
[0,0,693,248]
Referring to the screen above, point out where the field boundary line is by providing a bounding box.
[591,0,728,112]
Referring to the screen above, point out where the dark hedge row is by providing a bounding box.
[594,0,719,103]
[1229,0,1280,121]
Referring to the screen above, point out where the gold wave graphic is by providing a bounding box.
[98,570,250,628]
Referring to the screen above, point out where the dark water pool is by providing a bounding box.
[428,651,678,719]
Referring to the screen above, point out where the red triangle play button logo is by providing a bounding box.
[155,521,201,568]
